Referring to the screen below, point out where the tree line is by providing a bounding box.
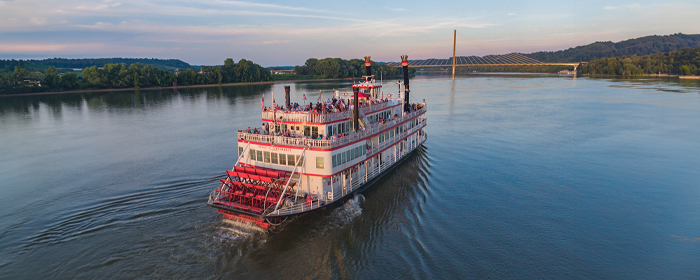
[0,58,270,95]
[526,33,700,63]
[578,47,700,76]
[294,58,415,79]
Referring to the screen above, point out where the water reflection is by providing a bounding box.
[1,75,700,279]
[0,84,273,121]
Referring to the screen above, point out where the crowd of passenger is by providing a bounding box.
[264,97,390,115]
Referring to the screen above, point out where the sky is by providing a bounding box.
[1,0,699,66]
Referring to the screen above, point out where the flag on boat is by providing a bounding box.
[303,94,306,102]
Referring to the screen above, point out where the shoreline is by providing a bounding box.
[580,74,700,79]
[0,77,358,98]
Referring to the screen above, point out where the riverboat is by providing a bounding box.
[207,56,427,230]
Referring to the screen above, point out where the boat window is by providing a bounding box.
[288,154,295,166]
[271,153,278,164]
[297,154,304,165]
[304,126,310,136]
[328,125,333,136]
[316,157,324,169]
[279,153,286,165]
[342,152,346,164]
[351,148,355,160]
[239,147,243,157]
[332,154,337,167]
[256,150,263,161]
[390,129,394,138]
[250,149,256,161]
[385,131,389,140]
[346,150,351,162]
[264,152,271,163]
[312,126,318,139]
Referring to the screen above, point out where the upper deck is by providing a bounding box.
[261,98,398,124]
[241,104,426,150]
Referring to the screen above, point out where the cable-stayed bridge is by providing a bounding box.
[384,30,580,78]
[384,53,577,67]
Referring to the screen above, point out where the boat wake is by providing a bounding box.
[328,194,364,226]
[215,220,267,241]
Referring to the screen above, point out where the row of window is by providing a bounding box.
[244,148,305,167]
[332,145,367,167]
[368,109,393,124]
[327,121,351,137]
[377,117,421,144]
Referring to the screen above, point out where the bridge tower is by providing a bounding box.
[452,30,456,80]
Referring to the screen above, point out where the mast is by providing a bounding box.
[353,86,359,131]
[364,56,372,81]
[401,55,410,109]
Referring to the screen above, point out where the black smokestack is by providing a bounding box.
[353,86,359,131]
[401,55,410,106]
[364,56,372,80]
[284,86,290,108]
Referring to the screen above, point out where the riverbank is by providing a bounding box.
[0,77,358,98]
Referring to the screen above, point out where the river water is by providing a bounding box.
[1,74,700,279]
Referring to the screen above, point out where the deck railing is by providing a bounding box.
[261,100,398,124]
[242,105,426,149]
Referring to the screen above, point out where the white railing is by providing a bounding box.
[242,105,427,149]
[268,119,428,217]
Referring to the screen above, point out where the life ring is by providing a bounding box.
[387,93,391,98]
[344,92,348,97]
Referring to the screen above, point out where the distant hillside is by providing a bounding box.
[0,58,192,71]
[525,33,700,62]
[579,47,700,76]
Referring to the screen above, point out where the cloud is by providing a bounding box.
[604,3,641,10]
[74,2,121,11]
[385,7,407,12]
[507,13,516,16]
[208,0,331,13]
[0,43,105,53]
[249,40,294,45]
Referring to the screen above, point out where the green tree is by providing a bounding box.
[12,66,29,85]
[60,72,80,90]
[43,66,61,90]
